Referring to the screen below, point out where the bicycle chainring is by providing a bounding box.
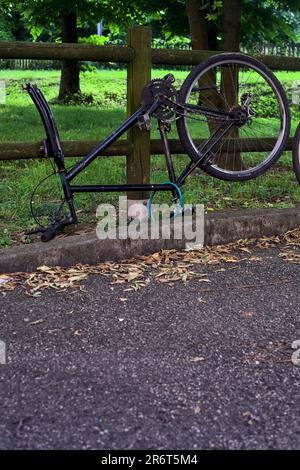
[141,79,178,121]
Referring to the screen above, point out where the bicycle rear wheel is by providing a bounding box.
[293,123,300,184]
[177,53,290,181]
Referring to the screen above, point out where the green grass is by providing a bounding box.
[1,68,300,247]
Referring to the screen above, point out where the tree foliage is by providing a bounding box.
[1,0,300,47]
[0,10,14,41]
[143,0,300,48]
[1,1,146,40]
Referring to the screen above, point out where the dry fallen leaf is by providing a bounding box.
[190,357,205,363]
[283,228,300,247]
[248,256,263,262]
[238,247,252,254]
[37,265,53,273]
[28,319,44,326]
[73,330,83,336]
[280,249,300,264]
[240,311,256,318]
[0,274,13,283]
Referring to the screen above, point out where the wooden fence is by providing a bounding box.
[0,26,299,194]
[1,42,300,70]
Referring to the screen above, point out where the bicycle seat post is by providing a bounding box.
[158,120,177,201]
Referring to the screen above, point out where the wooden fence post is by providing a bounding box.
[127,26,152,201]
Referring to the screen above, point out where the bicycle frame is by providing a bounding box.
[25,82,235,238]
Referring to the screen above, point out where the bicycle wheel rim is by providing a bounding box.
[292,123,300,184]
[177,54,290,181]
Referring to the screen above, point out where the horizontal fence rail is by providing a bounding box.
[152,48,300,70]
[0,26,299,196]
[1,40,300,70]
[0,141,132,160]
[0,41,134,62]
[0,138,294,161]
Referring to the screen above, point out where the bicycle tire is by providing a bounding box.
[293,123,300,184]
[177,52,290,182]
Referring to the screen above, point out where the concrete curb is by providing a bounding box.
[1,207,300,274]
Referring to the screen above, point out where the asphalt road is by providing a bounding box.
[0,246,300,450]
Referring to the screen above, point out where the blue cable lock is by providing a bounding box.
[148,182,183,222]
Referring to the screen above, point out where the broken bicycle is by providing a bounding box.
[25,52,290,241]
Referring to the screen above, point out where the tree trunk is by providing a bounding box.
[58,9,80,101]
[217,0,243,170]
[186,0,209,51]
[220,0,241,53]
[185,0,220,114]
[186,0,221,145]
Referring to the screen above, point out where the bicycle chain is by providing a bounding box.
[163,97,233,125]
[141,78,236,126]
[141,78,232,125]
